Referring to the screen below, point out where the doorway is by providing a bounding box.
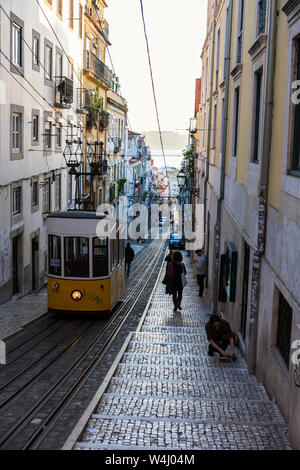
[32,236,39,291]
[240,242,250,339]
[12,235,21,296]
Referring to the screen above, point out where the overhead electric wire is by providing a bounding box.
[139,0,170,190]
[0,5,85,128]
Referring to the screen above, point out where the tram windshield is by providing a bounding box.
[64,237,89,278]
[93,237,108,277]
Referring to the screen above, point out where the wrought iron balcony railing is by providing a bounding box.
[99,109,110,130]
[84,50,113,88]
[54,76,73,108]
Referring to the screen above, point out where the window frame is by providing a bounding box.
[57,0,63,19]
[289,36,300,176]
[69,0,74,30]
[44,38,53,86]
[251,67,264,163]
[10,13,24,75]
[12,186,22,216]
[232,86,240,157]
[32,29,40,72]
[92,237,109,278]
[31,109,40,146]
[48,235,62,277]
[64,236,90,279]
[10,104,24,160]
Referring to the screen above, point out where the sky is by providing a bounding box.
[105,0,208,133]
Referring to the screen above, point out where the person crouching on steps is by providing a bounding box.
[205,315,237,360]
[167,251,187,312]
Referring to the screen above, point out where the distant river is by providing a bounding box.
[151,149,184,171]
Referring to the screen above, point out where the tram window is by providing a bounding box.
[93,237,108,277]
[113,237,118,266]
[48,235,61,276]
[117,229,120,264]
[64,237,89,278]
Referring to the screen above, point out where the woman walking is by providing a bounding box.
[167,251,187,312]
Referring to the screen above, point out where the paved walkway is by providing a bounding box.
[0,288,47,340]
[72,254,291,450]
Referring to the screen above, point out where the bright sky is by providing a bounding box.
[105,0,208,132]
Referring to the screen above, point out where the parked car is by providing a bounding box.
[169,233,185,250]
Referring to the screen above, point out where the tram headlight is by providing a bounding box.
[71,290,82,301]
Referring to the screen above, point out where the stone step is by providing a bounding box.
[94,394,286,424]
[114,363,256,384]
[127,341,231,356]
[75,417,290,450]
[132,331,208,343]
[106,377,271,401]
[122,352,247,370]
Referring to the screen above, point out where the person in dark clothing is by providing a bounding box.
[165,251,173,264]
[205,314,237,360]
[125,243,135,276]
[167,251,187,312]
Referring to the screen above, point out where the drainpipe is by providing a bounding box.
[212,0,233,314]
[204,17,216,265]
[247,0,278,373]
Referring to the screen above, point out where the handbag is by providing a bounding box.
[167,262,175,278]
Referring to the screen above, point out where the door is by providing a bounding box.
[12,236,19,295]
[240,242,250,339]
[32,237,39,291]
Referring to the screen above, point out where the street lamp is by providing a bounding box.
[177,169,186,189]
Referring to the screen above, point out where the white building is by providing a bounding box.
[0,0,84,304]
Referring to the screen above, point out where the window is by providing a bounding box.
[65,237,89,278]
[79,3,83,39]
[223,7,230,80]
[236,0,245,64]
[45,121,52,150]
[13,186,22,215]
[33,36,39,65]
[48,235,61,276]
[56,123,62,148]
[43,178,51,214]
[55,174,61,210]
[69,0,74,29]
[32,181,39,207]
[276,292,293,369]
[45,44,52,81]
[33,114,39,142]
[215,28,220,90]
[233,86,240,157]
[257,0,267,37]
[57,0,63,18]
[12,113,21,151]
[212,104,217,149]
[291,37,300,173]
[252,68,263,163]
[12,22,22,67]
[93,237,108,277]
[56,51,63,77]
[68,58,74,80]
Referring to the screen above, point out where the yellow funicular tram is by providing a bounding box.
[47,211,126,315]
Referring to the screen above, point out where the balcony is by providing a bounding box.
[101,18,109,40]
[86,108,98,129]
[84,50,113,88]
[113,137,122,154]
[54,76,73,108]
[99,109,110,130]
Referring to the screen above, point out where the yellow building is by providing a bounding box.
[195,0,300,448]
[81,0,112,207]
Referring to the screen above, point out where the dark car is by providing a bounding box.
[169,234,185,250]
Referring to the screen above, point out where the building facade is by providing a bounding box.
[0,0,84,304]
[194,0,300,448]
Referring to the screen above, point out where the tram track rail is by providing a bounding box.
[0,239,166,450]
[1,239,153,366]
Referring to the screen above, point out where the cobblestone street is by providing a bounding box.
[71,254,292,451]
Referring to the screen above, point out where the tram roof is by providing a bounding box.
[47,211,110,220]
